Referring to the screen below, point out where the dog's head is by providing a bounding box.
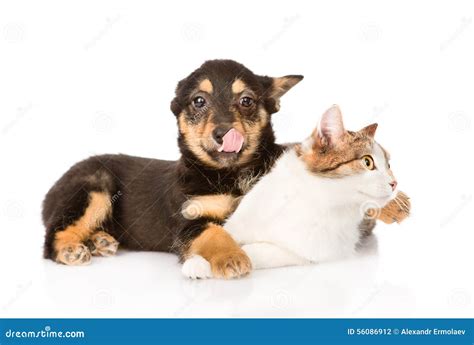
[171,60,303,169]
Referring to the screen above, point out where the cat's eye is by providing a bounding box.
[362,155,375,170]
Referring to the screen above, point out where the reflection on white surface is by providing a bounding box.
[0,216,472,318]
[0,234,400,317]
[39,238,382,318]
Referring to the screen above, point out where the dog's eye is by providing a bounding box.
[362,155,375,170]
[193,96,206,108]
[239,96,254,107]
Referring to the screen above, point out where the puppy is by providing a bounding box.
[42,59,303,279]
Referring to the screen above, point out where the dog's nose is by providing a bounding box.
[212,126,231,144]
[389,180,398,191]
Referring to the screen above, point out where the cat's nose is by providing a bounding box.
[389,180,398,191]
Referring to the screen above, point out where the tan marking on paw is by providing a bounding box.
[56,243,91,266]
[89,231,119,256]
[53,192,112,263]
[186,222,252,279]
[209,250,252,279]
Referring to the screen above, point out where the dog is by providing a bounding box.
[42,59,303,278]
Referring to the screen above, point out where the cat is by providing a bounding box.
[181,105,410,278]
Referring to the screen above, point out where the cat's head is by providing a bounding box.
[296,105,397,207]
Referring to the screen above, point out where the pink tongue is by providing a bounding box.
[218,128,244,153]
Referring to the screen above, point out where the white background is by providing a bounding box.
[0,0,473,317]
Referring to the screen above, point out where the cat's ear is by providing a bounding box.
[360,123,378,138]
[314,105,346,147]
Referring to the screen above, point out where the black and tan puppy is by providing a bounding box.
[42,59,303,278]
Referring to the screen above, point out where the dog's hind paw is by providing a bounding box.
[182,255,213,279]
[56,243,91,266]
[88,231,119,257]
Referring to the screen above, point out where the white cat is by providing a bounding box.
[182,105,408,278]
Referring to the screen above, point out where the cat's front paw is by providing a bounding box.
[209,250,252,279]
[377,191,411,224]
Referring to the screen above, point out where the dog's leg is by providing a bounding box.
[53,192,112,265]
[184,222,252,279]
[43,160,120,264]
[369,191,411,224]
[181,194,240,221]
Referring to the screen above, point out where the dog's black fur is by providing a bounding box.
[42,60,303,265]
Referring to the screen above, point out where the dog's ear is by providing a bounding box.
[170,77,188,117]
[170,98,182,117]
[271,75,304,99]
[260,75,304,114]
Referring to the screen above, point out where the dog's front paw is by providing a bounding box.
[56,243,91,266]
[209,250,252,279]
[378,191,411,224]
[182,255,213,279]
